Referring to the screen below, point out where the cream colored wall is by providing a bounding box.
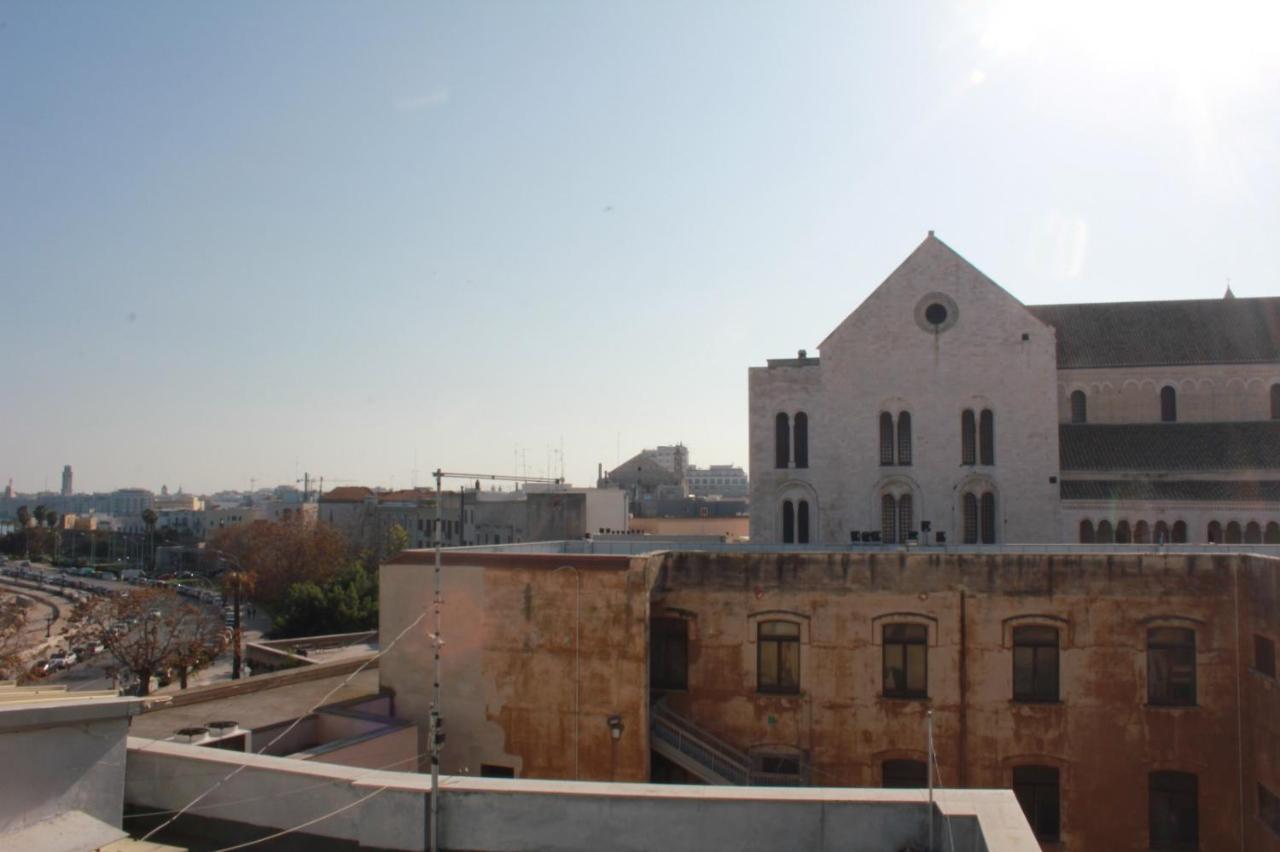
[1056,364,1280,423]
[1061,501,1280,543]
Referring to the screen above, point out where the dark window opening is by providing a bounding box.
[964,493,979,544]
[758,621,800,694]
[481,764,516,778]
[980,492,997,544]
[1134,520,1151,543]
[1246,521,1262,543]
[793,412,808,469]
[1172,520,1188,543]
[1150,771,1198,851]
[1267,522,1280,544]
[1070,390,1087,424]
[924,303,948,326]
[1013,765,1061,842]
[781,500,795,545]
[775,412,790,469]
[979,409,995,465]
[1259,783,1280,838]
[1255,634,1276,678]
[797,500,810,545]
[1116,520,1132,543]
[880,412,895,466]
[883,622,928,699]
[1154,521,1170,544]
[650,617,688,690]
[897,412,912,466]
[1161,386,1177,423]
[1148,627,1196,706]
[883,759,928,788]
[1013,625,1059,702]
[1207,521,1222,543]
[1079,519,1095,543]
[961,409,976,465]
[881,494,897,544]
[897,494,913,544]
[1226,521,1243,544]
[1272,384,1280,420]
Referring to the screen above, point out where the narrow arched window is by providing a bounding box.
[1154,521,1170,544]
[881,494,897,544]
[897,494,913,542]
[897,412,913,466]
[775,413,790,469]
[1272,384,1280,420]
[793,412,808,469]
[1097,520,1114,543]
[1070,390,1087,424]
[980,492,997,544]
[1079,519,1095,543]
[1226,521,1242,544]
[1160,386,1177,422]
[961,410,976,465]
[979,410,995,465]
[964,493,979,544]
[1134,521,1150,543]
[797,500,810,544]
[1265,522,1280,544]
[1172,521,1187,543]
[1245,521,1261,544]
[1207,521,1222,543]
[880,413,895,466]
[781,500,795,544]
[1116,520,1132,543]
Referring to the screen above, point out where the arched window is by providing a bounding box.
[1134,521,1150,544]
[961,410,976,465]
[897,412,912,466]
[979,410,995,465]
[1070,390,1087,424]
[1160,386,1177,422]
[1226,521,1242,544]
[1172,521,1187,543]
[980,492,997,544]
[781,500,795,544]
[1079,519,1095,543]
[881,494,897,544]
[1154,521,1170,544]
[1272,384,1280,420]
[1266,522,1280,544]
[793,412,809,469]
[797,500,810,544]
[775,413,790,469]
[1207,521,1222,543]
[1014,765,1061,842]
[1116,520,1132,544]
[897,494,913,542]
[880,413,895,466]
[1097,520,1114,543]
[964,493,979,544]
[1245,521,1262,544]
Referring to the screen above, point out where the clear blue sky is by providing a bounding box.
[3,1,1278,494]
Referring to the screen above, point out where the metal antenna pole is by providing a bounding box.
[927,709,935,852]
[430,468,442,852]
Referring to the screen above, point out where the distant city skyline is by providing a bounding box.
[4,3,1277,495]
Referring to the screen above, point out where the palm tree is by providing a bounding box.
[140,508,158,572]
[221,567,257,680]
[15,507,30,558]
[33,505,47,527]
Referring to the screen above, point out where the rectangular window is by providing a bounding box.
[757,621,800,694]
[1013,626,1060,702]
[650,618,688,690]
[1260,783,1280,838]
[1150,771,1198,851]
[882,759,928,788]
[883,623,928,699]
[1256,634,1276,677]
[1013,766,1061,841]
[481,764,516,778]
[1147,627,1196,706]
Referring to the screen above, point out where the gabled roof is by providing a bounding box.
[1028,297,1280,368]
[1061,479,1280,502]
[318,486,374,503]
[1060,422,1280,472]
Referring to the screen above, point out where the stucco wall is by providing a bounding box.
[1056,364,1280,424]
[379,551,652,781]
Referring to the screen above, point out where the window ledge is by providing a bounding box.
[880,694,930,703]
[1144,703,1199,710]
[1010,698,1063,706]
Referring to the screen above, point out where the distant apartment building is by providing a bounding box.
[60,465,72,497]
[649,444,689,476]
[685,464,749,499]
[599,451,689,515]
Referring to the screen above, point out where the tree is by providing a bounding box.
[0,595,29,679]
[221,568,256,680]
[33,505,47,528]
[15,506,30,557]
[272,561,379,639]
[68,587,225,696]
[45,512,59,529]
[385,523,409,559]
[209,521,346,612]
[141,509,159,572]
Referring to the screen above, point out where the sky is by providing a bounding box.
[3,1,1279,495]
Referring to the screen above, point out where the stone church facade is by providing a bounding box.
[749,233,1280,545]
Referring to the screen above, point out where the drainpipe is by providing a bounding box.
[958,589,968,787]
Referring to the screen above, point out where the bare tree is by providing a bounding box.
[68,587,225,696]
[0,595,29,679]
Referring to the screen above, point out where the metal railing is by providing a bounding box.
[650,701,751,785]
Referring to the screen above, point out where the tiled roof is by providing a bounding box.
[1060,422,1280,471]
[318,486,374,503]
[1060,479,1280,502]
[1027,297,1280,368]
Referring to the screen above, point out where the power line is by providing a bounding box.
[210,785,389,852]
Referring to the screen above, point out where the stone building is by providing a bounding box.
[749,233,1280,545]
[379,543,1280,852]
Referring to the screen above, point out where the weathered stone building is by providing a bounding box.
[749,233,1280,545]
[380,543,1280,852]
